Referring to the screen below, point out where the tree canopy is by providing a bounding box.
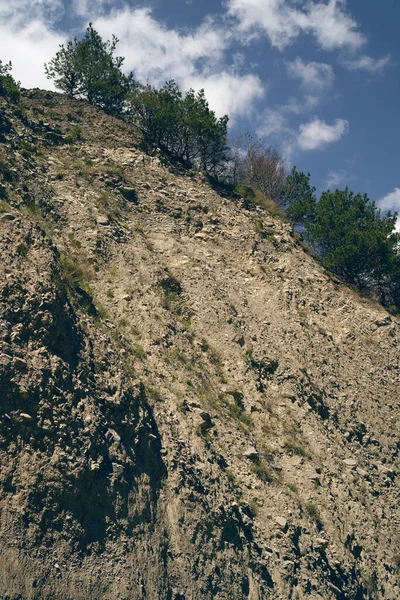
[282,167,317,225]
[127,80,229,176]
[300,187,400,306]
[45,24,133,114]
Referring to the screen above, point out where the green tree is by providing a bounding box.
[45,24,133,114]
[305,188,399,291]
[182,88,229,174]
[283,167,316,224]
[127,81,229,176]
[0,60,20,102]
[75,24,132,113]
[44,39,81,98]
[127,80,182,149]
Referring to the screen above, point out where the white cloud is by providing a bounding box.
[94,8,229,83]
[0,0,64,22]
[227,0,365,51]
[323,169,354,190]
[185,73,265,120]
[304,0,364,51]
[0,20,65,89]
[378,188,400,232]
[72,0,118,18]
[378,188,400,212]
[93,7,265,120]
[286,57,334,108]
[227,0,302,50]
[297,117,349,150]
[341,53,391,72]
[257,108,292,137]
[287,57,334,91]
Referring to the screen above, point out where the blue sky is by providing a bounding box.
[1,0,399,223]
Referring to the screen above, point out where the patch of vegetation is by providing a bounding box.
[305,502,322,527]
[225,468,236,484]
[394,554,400,574]
[65,124,83,144]
[165,348,196,371]
[132,343,147,360]
[227,401,253,428]
[195,382,221,410]
[145,384,163,403]
[0,60,20,103]
[0,200,11,212]
[196,422,213,446]
[248,499,259,518]
[287,482,297,493]
[159,269,182,296]
[16,243,29,257]
[283,439,308,457]
[59,255,89,291]
[254,219,264,235]
[251,460,273,483]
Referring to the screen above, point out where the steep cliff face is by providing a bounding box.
[0,90,399,600]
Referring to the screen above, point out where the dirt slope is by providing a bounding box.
[0,90,399,600]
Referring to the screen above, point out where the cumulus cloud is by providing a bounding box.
[341,53,392,72]
[0,20,65,89]
[378,188,400,212]
[257,108,292,138]
[185,73,265,120]
[378,188,400,232]
[286,57,334,108]
[287,57,334,91]
[93,7,265,120]
[227,0,365,51]
[297,118,349,150]
[94,8,229,82]
[305,0,364,51]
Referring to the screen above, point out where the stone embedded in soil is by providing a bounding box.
[97,215,110,226]
[243,446,259,459]
[343,459,358,469]
[274,516,288,531]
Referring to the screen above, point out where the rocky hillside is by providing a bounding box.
[0,89,399,600]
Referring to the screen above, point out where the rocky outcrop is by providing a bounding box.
[0,90,398,599]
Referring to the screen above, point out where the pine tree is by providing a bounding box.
[45,24,133,114]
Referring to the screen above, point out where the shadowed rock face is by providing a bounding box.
[0,89,399,599]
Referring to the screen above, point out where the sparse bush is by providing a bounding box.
[251,460,273,483]
[305,502,322,525]
[284,439,308,457]
[132,344,147,360]
[16,243,28,257]
[225,468,236,483]
[65,124,82,143]
[59,255,88,291]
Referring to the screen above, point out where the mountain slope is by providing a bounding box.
[0,89,399,600]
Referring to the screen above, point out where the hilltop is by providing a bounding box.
[0,89,399,600]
